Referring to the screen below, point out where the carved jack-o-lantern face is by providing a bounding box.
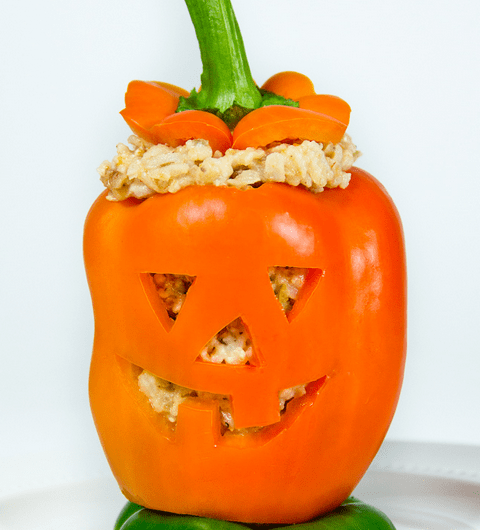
[85,168,406,524]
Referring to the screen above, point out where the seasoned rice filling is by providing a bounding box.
[99,134,360,201]
[139,267,309,433]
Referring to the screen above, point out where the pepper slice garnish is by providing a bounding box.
[120,0,351,153]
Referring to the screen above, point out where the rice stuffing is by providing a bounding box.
[99,134,360,201]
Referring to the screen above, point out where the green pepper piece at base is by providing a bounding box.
[115,502,145,530]
[114,497,396,530]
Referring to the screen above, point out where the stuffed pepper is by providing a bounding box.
[84,0,406,526]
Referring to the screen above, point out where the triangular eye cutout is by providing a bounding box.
[196,318,260,366]
[142,273,196,331]
[268,266,323,321]
[151,273,196,321]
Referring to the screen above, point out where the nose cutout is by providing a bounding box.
[268,266,324,321]
[195,317,261,367]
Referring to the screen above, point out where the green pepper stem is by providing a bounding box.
[179,0,298,128]
[182,0,262,116]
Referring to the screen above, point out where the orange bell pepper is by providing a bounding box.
[85,0,406,525]
[85,169,406,523]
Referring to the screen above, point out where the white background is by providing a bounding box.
[1,0,479,496]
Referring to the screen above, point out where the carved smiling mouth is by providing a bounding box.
[137,368,326,435]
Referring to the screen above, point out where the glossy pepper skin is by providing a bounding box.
[87,0,406,524]
[85,167,406,523]
[114,497,396,530]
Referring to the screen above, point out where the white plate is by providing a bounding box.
[0,474,125,530]
[354,441,480,530]
[1,442,479,530]
[354,470,480,529]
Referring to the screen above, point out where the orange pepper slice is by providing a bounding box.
[299,94,351,128]
[261,71,316,100]
[232,105,347,150]
[120,81,187,143]
[121,74,350,152]
[150,110,233,154]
